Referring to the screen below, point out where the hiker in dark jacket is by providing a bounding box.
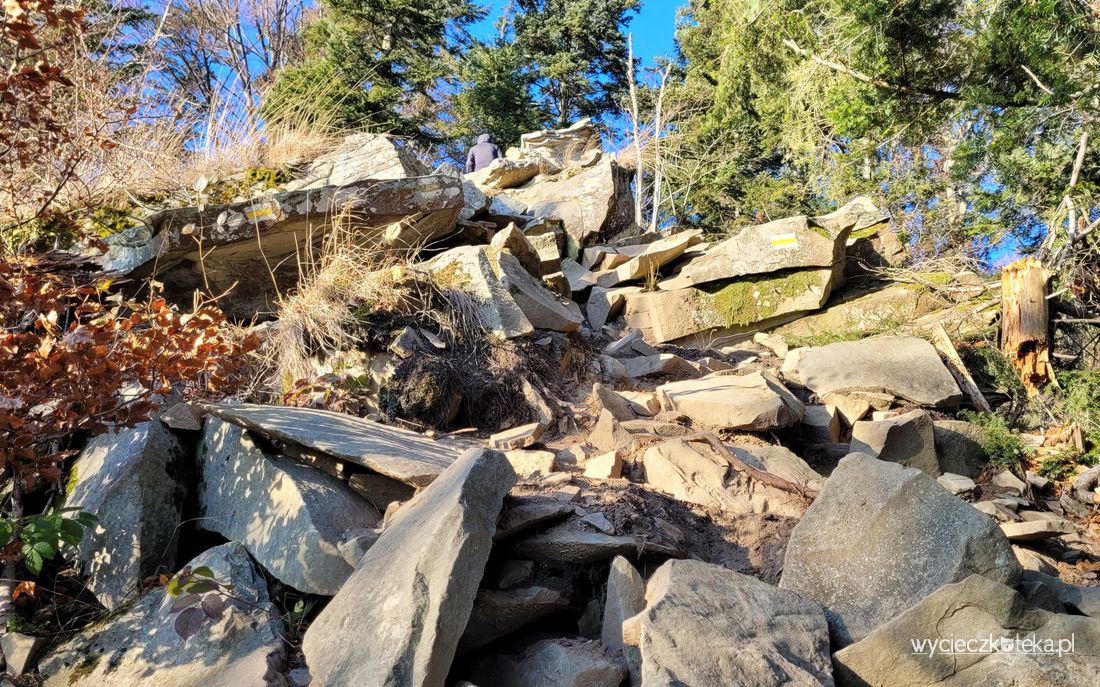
[465,133,503,173]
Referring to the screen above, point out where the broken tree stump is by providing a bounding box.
[1000,257,1055,394]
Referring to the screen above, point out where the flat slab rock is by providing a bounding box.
[790,336,963,407]
[40,543,284,687]
[657,371,804,430]
[205,403,458,487]
[302,448,516,687]
[199,419,380,595]
[834,574,1100,686]
[622,559,833,687]
[779,453,1021,648]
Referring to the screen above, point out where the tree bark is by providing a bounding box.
[1000,257,1055,394]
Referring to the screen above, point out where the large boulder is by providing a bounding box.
[206,403,459,487]
[850,409,940,476]
[40,543,285,687]
[833,574,1100,686]
[499,157,634,248]
[779,453,1021,647]
[465,156,542,191]
[933,419,988,478]
[198,419,380,595]
[428,245,535,339]
[623,266,840,344]
[291,133,430,189]
[621,559,833,686]
[65,420,189,610]
[659,197,883,290]
[656,371,805,430]
[520,118,601,168]
[493,251,584,332]
[301,448,517,687]
[97,175,464,318]
[642,438,807,518]
[789,337,963,407]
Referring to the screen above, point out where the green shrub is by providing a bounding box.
[1037,444,1099,482]
[960,410,1033,474]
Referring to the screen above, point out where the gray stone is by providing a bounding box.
[588,409,632,453]
[779,453,1021,647]
[1001,518,1075,541]
[793,337,963,407]
[1021,570,1100,617]
[467,637,626,687]
[65,420,188,610]
[622,354,698,379]
[489,223,542,278]
[302,448,517,687]
[495,497,575,540]
[465,156,541,191]
[494,251,584,332]
[850,409,940,476]
[642,438,807,518]
[489,422,545,450]
[660,199,877,289]
[206,403,459,487]
[992,469,1027,495]
[459,586,571,652]
[833,574,1100,687]
[198,419,380,595]
[933,420,988,478]
[586,286,639,329]
[656,371,805,430]
[622,559,833,687]
[348,472,416,511]
[428,245,534,339]
[937,472,976,495]
[602,557,645,684]
[500,157,633,247]
[297,133,429,188]
[624,267,840,344]
[609,230,703,285]
[592,383,644,421]
[459,180,490,221]
[0,632,45,675]
[973,500,1021,522]
[96,175,463,318]
[40,543,284,687]
[580,512,616,534]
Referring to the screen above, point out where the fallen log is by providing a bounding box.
[1000,257,1055,394]
[930,323,992,413]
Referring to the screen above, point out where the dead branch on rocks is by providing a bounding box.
[686,432,820,501]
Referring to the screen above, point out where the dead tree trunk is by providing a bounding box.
[1000,257,1054,394]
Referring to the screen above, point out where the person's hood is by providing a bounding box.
[476,134,491,144]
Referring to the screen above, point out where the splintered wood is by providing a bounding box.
[1000,257,1054,394]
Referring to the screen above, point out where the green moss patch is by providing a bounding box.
[700,269,826,328]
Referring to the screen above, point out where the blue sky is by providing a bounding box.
[470,1,684,68]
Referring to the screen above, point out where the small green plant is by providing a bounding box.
[242,166,292,189]
[166,566,232,640]
[87,206,137,237]
[1056,369,1100,436]
[1037,445,1099,482]
[0,508,97,575]
[960,410,1033,474]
